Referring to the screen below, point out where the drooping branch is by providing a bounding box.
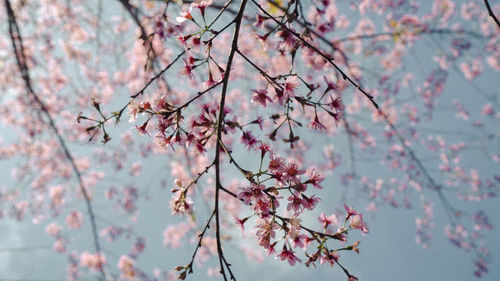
[484,0,500,29]
[252,0,379,110]
[117,0,157,69]
[374,106,459,223]
[334,28,486,43]
[213,0,248,280]
[4,1,107,279]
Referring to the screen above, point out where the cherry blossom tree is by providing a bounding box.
[0,0,499,280]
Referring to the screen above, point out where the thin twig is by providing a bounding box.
[187,210,216,273]
[131,51,186,98]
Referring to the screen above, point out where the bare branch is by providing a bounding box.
[484,0,500,29]
[213,0,248,279]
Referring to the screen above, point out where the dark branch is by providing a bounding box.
[4,1,107,279]
[484,0,500,29]
[213,0,248,280]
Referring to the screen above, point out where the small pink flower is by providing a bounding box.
[329,95,344,112]
[237,187,254,205]
[177,33,192,45]
[66,211,83,229]
[251,89,273,107]
[323,76,338,93]
[274,88,286,105]
[163,223,192,249]
[284,162,305,180]
[255,14,267,28]
[176,7,193,23]
[170,193,194,215]
[302,194,320,210]
[266,242,277,256]
[350,214,369,233]
[277,248,301,266]
[49,185,65,207]
[284,76,300,98]
[291,234,308,249]
[257,142,270,157]
[181,58,195,79]
[255,219,279,249]
[481,103,495,116]
[268,153,285,172]
[460,58,483,80]
[241,130,258,147]
[235,217,248,231]
[101,226,124,242]
[287,192,304,213]
[191,0,212,17]
[135,121,150,136]
[129,162,142,177]
[318,213,338,228]
[118,255,136,279]
[344,204,359,219]
[275,28,297,51]
[80,252,106,272]
[53,239,66,253]
[127,100,140,123]
[309,115,327,131]
[254,198,272,216]
[202,72,217,89]
[319,250,339,266]
[305,169,324,189]
[45,222,62,237]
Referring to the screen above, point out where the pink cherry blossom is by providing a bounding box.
[66,211,83,229]
[277,248,301,266]
[251,89,273,107]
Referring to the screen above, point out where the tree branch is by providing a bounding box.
[252,0,379,109]
[117,0,157,69]
[213,0,248,279]
[4,1,107,279]
[484,0,500,29]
